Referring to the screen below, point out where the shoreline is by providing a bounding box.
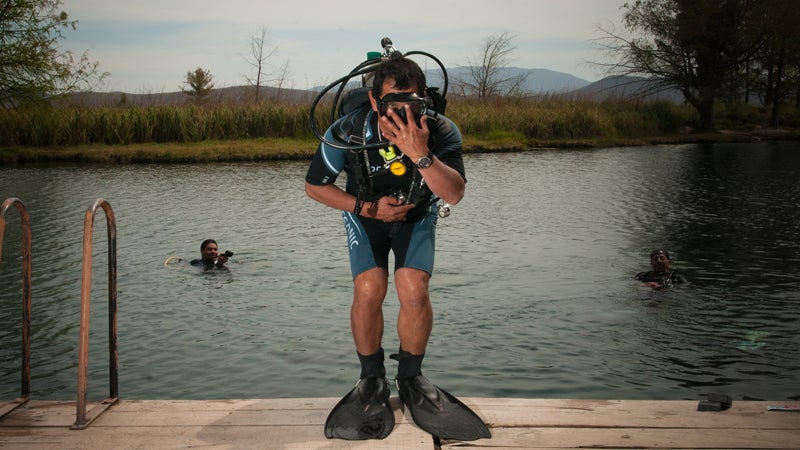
[2,128,799,165]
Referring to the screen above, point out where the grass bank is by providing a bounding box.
[0,138,317,164]
[2,95,800,164]
[3,128,799,165]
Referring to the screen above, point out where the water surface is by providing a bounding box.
[1,141,798,401]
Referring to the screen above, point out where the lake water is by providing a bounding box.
[1,141,799,402]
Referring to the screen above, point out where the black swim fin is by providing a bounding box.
[396,375,491,441]
[324,377,395,440]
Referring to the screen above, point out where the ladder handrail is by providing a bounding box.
[0,198,32,418]
[72,198,119,430]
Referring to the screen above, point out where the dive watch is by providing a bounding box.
[416,152,433,169]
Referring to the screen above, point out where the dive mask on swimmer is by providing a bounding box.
[378,92,427,126]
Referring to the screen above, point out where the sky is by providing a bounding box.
[61,0,626,93]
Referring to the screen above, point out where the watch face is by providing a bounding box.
[418,154,432,169]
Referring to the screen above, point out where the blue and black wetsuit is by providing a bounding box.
[305,106,465,278]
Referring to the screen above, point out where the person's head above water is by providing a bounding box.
[649,248,671,272]
[200,239,219,264]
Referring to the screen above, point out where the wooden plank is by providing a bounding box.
[466,398,800,429]
[108,398,337,412]
[0,401,103,427]
[0,398,435,449]
[94,398,403,427]
[0,425,433,450]
[442,427,800,449]
[3,398,799,449]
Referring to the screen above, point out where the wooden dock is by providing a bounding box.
[1,397,798,449]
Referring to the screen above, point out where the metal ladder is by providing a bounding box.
[0,198,32,418]
[0,198,120,429]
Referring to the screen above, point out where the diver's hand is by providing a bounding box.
[215,255,229,267]
[365,196,414,222]
[380,104,430,162]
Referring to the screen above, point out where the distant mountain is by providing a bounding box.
[64,71,685,107]
[425,66,591,93]
[568,75,684,103]
[63,85,317,107]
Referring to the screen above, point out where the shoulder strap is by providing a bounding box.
[331,107,373,196]
[332,107,371,146]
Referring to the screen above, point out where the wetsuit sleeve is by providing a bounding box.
[430,116,466,180]
[305,127,347,186]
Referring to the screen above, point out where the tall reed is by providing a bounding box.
[0,94,699,147]
[447,95,692,141]
[0,102,315,146]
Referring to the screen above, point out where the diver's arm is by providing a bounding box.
[414,156,465,205]
[305,182,413,221]
[305,183,354,212]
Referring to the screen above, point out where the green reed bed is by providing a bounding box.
[0,138,318,164]
[447,96,693,145]
[4,94,797,165]
[0,102,317,147]
[0,95,707,163]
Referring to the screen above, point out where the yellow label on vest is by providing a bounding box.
[390,161,406,176]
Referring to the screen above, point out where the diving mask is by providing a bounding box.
[378,92,427,125]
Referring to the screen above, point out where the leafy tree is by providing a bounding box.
[182,67,214,104]
[598,0,759,129]
[748,0,800,127]
[454,32,528,100]
[0,0,107,107]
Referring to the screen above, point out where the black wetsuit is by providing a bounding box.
[190,259,225,269]
[635,270,687,287]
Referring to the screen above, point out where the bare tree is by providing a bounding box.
[271,58,293,102]
[454,32,527,100]
[243,25,277,103]
[182,67,214,104]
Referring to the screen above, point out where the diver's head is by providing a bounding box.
[369,57,427,125]
[650,248,671,272]
[370,56,425,99]
[200,239,219,263]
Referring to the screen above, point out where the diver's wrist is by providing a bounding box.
[366,201,378,218]
[416,151,434,169]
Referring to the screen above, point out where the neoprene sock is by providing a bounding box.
[358,347,386,379]
[391,347,424,380]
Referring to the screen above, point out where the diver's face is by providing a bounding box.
[201,243,219,262]
[651,254,670,272]
[370,79,423,123]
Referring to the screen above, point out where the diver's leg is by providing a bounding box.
[394,267,432,357]
[351,267,389,356]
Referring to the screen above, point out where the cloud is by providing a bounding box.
[60,0,624,92]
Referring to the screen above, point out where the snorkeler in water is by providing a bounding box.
[189,239,231,269]
[635,248,687,288]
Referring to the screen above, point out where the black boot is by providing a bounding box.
[358,347,386,379]
[390,347,424,381]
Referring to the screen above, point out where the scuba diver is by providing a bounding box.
[635,248,687,288]
[189,239,232,269]
[304,38,490,441]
